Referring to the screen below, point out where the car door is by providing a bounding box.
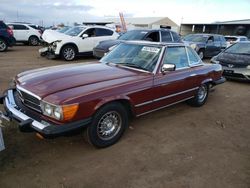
[78,28,95,53]
[13,24,30,41]
[213,35,223,55]
[205,36,217,57]
[152,46,198,109]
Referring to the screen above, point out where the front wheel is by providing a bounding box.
[61,45,76,61]
[187,84,209,107]
[86,102,128,148]
[0,38,8,52]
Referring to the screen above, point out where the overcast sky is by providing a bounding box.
[0,0,249,26]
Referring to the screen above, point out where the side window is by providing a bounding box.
[171,32,180,42]
[145,32,160,42]
[163,47,189,69]
[240,38,247,41]
[187,47,201,65]
[95,28,113,36]
[161,31,172,42]
[208,36,214,42]
[13,24,29,30]
[83,28,96,37]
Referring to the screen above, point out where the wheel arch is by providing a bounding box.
[201,78,213,87]
[60,43,79,54]
[94,97,135,119]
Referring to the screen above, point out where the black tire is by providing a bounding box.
[187,84,209,107]
[0,38,8,52]
[29,36,39,46]
[198,49,205,60]
[61,45,76,61]
[86,102,128,148]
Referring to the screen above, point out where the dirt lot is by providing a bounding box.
[0,45,250,188]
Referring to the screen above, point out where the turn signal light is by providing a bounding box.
[62,104,79,121]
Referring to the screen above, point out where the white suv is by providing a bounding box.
[39,25,119,61]
[7,23,42,46]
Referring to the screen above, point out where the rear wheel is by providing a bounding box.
[29,36,39,46]
[187,84,209,107]
[0,38,7,52]
[61,45,76,61]
[85,102,128,148]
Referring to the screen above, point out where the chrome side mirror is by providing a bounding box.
[161,64,176,73]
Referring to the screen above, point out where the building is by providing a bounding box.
[180,19,250,38]
[84,17,179,32]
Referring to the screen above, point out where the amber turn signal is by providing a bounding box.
[62,104,79,121]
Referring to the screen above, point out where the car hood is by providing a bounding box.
[96,39,122,50]
[16,62,149,101]
[42,30,71,43]
[216,52,250,65]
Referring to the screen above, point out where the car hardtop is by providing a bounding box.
[122,40,187,47]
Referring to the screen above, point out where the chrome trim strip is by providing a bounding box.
[153,46,166,75]
[5,90,49,130]
[136,96,194,117]
[117,65,151,74]
[134,87,199,107]
[16,85,41,100]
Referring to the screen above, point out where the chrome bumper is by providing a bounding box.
[1,90,49,131]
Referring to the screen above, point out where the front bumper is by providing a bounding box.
[93,47,108,59]
[0,89,91,138]
[222,66,250,81]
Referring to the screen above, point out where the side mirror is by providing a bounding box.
[161,64,176,73]
[82,34,88,39]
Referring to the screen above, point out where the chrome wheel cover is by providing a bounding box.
[97,111,122,140]
[0,40,6,51]
[63,47,75,60]
[197,85,207,102]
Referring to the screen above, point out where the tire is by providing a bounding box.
[86,102,128,148]
[29,36,39,46]
[187,84,209,107]
[61,45,76,61]
[198,49,205,60]
[0,38,8,52]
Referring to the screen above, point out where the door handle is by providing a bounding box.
[190,73,197,77]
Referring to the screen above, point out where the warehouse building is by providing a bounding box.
[180,19,250,38]
[83,17,179,32]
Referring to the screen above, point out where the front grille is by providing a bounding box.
[220,61,247,68]
[16,88,42,113]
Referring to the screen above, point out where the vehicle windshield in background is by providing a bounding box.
[58,27,71,33]
[101,43,162,72]
[224,42,250,55]
[183,35,208,42]
[118,30,148,40]
[64,26,85,36]
[225,37,238,42]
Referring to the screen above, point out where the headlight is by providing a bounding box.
[211,56,220,64]
[190,44,197,50]
[41,101,79,121]
[51,40,62,50]
[108,45,117,51]
[247,65,250,69]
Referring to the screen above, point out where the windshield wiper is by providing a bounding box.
[117,63,149,71]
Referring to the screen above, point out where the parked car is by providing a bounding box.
[0,21,15,52]
[211,41,250,81]
[225,35,248,47]
[0,41,225,148]
[7,22,42,46]
[183,33,227,59]
[28,24,45,34]
[39,25,119,61]
[93,29,182,59]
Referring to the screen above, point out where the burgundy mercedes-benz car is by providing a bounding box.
[0,41,225,147]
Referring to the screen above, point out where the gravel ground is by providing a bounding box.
[0,45,250,188]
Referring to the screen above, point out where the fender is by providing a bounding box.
[201,78,213,85]
[60,42,79,53]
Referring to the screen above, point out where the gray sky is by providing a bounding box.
[0,0,250,26]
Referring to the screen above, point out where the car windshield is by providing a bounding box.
[64,26,85,36]
[118,30,148,40]
[224,42,250,55]
[58,27,71,33]
[183,35,208,42]
[101,43,162,72]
